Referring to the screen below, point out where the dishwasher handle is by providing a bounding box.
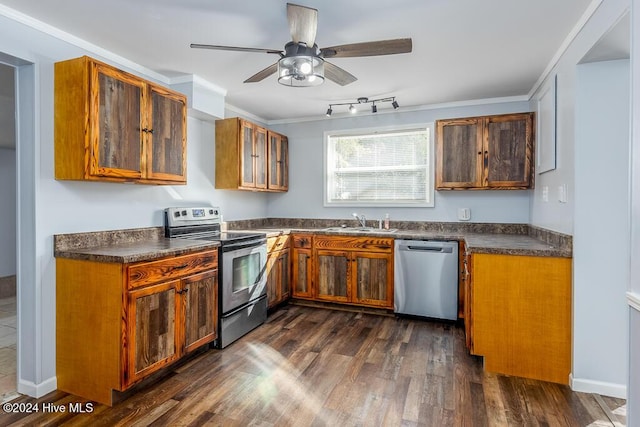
[399,243,454,253]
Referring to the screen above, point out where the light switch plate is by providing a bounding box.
[558,184,568,203]
[458,208,471,221]
[542,186,549,202]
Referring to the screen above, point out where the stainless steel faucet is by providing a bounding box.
[352,212,366,227]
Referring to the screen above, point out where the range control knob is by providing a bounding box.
[174,211,181,217]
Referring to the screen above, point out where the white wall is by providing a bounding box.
[529,0,630,235]
[0,10,268,397]
[0,148,16,277]
[269,102,532,224]
[573,59,630,397]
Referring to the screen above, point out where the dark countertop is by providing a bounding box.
[53,221,572,263]
[54,229,220,263]
[54,239,220,263]
[241,227,571,258]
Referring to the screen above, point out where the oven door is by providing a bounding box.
[221,239,267,314]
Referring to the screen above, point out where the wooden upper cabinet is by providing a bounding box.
[216,117,288,192]
[54,56,187,185]
[436,112,534,190]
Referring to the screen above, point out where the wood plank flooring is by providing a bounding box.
[0,304,627,426]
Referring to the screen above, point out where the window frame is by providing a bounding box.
[323,123,435,208]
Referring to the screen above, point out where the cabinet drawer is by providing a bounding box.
[267,235,291,252]
[293,234,313,249]
[128,250,218,289]
[314,236,393,253]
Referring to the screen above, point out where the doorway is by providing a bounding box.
[0,62,17,401]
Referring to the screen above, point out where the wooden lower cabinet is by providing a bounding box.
[266,235,291,308]
[313,236,394,309]
[468,253,571,384]
[56,250,218,406]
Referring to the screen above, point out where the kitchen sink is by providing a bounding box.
[322,226,398,233]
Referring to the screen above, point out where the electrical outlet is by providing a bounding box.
[542,186,549,202]
[458,208,471,221]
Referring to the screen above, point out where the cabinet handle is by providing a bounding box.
[177,288,190,295]
[173,264,189,270]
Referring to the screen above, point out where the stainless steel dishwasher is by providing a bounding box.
[394,240,459,320]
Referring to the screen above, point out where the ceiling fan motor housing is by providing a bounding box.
[278,42,325,87]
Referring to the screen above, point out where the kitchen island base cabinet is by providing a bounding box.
[56,250,218,406]
[470,253,571,384]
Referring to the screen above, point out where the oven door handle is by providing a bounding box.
[221,238,267,252]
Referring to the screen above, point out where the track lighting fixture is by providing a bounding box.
[325,96,399,117]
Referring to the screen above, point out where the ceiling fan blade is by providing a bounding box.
[287,3,318,47]
[324,62,357,86]
[244,63,279,83]
[321,38,412,58]
[190,43,283,55]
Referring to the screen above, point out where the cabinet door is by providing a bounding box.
[485,113,533,188]
[436,118,483,188]
[268,132,288,191]
[147,85,187,183]
[353,252,393,308]
[91,63,145,179]
[315,250,350,303]
[183,270,218,353]
[240,120,256,188]
[266,249,291,308]
[254,126,268,189]
[126,280,181,385]
[292,247,313,299]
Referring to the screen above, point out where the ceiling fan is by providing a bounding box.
[190,3,412,87]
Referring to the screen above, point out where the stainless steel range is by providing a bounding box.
[164,207,267,348]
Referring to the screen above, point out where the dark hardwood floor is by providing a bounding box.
[0,304,627,426]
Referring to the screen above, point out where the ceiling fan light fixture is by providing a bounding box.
[278,55,325,87]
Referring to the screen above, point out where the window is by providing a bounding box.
[325,125,433,207]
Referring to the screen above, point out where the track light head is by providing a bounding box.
[349,104,356,114]
[392,100,399,109]
[326,107,332,117]
[371,104,377,113]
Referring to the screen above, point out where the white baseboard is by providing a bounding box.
[570,374,627,399]
[17,376,57,398]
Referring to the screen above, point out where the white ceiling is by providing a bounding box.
[1,0,597,121]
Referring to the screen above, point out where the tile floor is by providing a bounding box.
[0,295,17,402]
